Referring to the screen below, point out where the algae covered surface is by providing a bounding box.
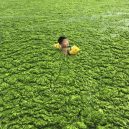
[0,0,129,128]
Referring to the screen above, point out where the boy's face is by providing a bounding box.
[61,39,69,48]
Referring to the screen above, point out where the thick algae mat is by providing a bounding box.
[0,0,129,128]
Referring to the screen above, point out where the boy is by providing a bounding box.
[58,36,71,55]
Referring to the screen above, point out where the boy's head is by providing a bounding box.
[58,36,69,48]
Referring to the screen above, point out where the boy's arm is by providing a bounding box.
[67,46,72,55]
[61,46,71,55]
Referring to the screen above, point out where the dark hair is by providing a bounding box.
[58,36,67,44]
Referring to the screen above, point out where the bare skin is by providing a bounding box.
[60,39,69,55]
[61,48,68,55]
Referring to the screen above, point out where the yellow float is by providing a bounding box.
[53,43,80,55]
